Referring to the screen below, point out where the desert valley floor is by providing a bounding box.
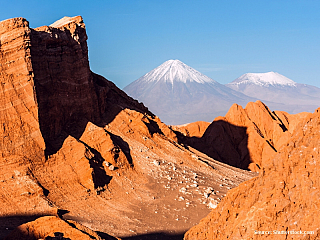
[0,16,319,240]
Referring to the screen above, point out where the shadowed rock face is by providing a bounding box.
[184,107,320,240]
[0,15,148,205]
[0,16,155,239]
[176,100,310,171]
[29,17,153,158]
[30,17,100,157]
[0,16,256,240]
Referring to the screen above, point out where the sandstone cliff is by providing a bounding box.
[179,100,310,171]
[184,107,320,240]
[0,16,256,239]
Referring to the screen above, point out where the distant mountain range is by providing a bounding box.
[124,60,320,125]
[226,72,320,114]
[124,60,256,124]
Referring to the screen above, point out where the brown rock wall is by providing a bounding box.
[0,16,136,237]
[222,101,310,171]
[0,18,54,223]
[0,16,256,239]
[184,108,320,240]
[0,17,45,162]
[182,101,310,171]
[30,16,101,157]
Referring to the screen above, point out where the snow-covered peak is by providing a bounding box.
[229,72,296,86]
[137,59,217,84]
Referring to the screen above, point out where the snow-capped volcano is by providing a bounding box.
[226,72,320,114]
[124,60,256,124]
[231,72,296,86]
[136,59,217,84]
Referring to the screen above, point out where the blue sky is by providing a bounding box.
[1,0,320,89]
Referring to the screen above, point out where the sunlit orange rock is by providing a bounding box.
[171,121,211,138]
[184,107,320,240]
[182,100,310,171]
[3,216,119,240]
[1,16,256,239]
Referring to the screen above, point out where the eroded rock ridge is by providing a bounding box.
[184,107,320,239]
[0,16,256,239]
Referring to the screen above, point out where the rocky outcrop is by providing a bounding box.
[181,101,310,171]
[0,18,56,229]
[30,16,100,157]
[184,107,320,240]
[220,101,310,171]
[0,16,152,238]
[0,16,256,239]
[0,17,45,163]
[3,216,119,240]
[171,121,210,138]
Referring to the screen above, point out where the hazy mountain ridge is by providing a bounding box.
[125,62,320,124]
[226,72,320,113]
[124,60,257,124]
[230,72,296,86]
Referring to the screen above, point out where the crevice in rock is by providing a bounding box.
[266,139,277,152]
[77,139,113,194]
[272,111,288,132]
[105,130,134,167]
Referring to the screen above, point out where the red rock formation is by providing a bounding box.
[0,17,45,162]
[171,121,210,138]
[0,16,150,238]
[3,216,119,240]
[30,16,100,157]
[182,101,310,171]
[0,18,56,229]
[184,107,320,240]
[1,16,256,239]
[221,101,310,171]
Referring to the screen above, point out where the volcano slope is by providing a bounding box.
[0,16,257,239]
[184,107,320,239]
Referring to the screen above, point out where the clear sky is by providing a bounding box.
[1,0,320,89]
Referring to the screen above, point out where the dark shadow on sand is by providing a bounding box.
[0,214,49,239]
[105,231,184,240]
[173,120,252,170]
[1,214,184,240]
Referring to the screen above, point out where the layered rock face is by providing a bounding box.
[0,16,256,239]
[0,16,153,238]
[0,18,56,226]
[184,108,320,240]
[30,16,100,157]
[181,100,310,171]
[0,17,45,163]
